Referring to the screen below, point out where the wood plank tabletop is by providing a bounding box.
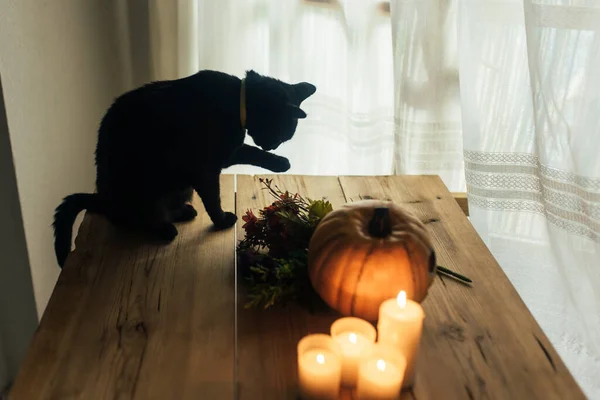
[10,174,584,400]
[235,175,585,400]
[10,176,237,400]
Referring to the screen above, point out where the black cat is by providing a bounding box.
[52,70,316,267]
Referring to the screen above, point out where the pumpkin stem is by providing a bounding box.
[368,207,392,238]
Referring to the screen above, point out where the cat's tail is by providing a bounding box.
[53,193,102,268]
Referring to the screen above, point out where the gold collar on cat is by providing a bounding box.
[240,78,247,130]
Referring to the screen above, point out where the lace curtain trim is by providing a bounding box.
[465,150,600,242]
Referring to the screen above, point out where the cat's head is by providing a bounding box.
[244,70,316,151]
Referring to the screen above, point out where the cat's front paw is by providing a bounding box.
[153,222,179,241]
[269,156,291,173]
[213,212,237,230]
[172,204,198,223]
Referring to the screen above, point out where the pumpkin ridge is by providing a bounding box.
[350,243,376,317]
[409,235,423,297]
[310,232,347,279]
[334,246,359,314]
[402,240,417,299]
[313,238,345,296]
[312,222,349,249]
[406,230,432,295]
[309,231,342,261]
[407,217,433,250]
[417,233,433,295]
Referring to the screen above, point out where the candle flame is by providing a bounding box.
[377,359,386,371]
[316,353,325,364]
[349,333,357,344]
[397,290,407,309]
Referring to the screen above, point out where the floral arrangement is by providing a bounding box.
[237,178,471,310]
[237,178,333,309]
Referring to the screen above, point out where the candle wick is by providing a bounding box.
[316,353,325,364]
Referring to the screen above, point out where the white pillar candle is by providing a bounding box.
[330,317,376,387]
[297,334,343,400]
[377,290,425,388]
[356,344,406,400]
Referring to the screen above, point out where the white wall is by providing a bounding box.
[0,0,126,316]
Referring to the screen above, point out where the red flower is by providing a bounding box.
[263,204,280,217]
[242,210,258,231]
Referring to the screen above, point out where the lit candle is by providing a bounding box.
[377,290,425,388]
[330,317,376,387]
[356,344,406,399]
[297,334,343,399]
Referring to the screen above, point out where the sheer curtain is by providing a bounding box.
[195,0,395,176]
[461,1,600,396]
[391,0,465,190]
[392,0,600,397]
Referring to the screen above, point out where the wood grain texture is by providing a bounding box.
[451,192,469,216]
[11,174,584,400]
[10,176,237,400]
[235,175,348,399]
[236,175,584,400]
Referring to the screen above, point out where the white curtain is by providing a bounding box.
[463,1,600,396]
[195,0,396,176]
[391,0,465,190]
[127,0,600,396]
[392,0,600,396]
[114,0,200,87]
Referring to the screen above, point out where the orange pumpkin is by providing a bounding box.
[308,200,436,321]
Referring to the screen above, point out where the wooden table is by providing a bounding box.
[10,175,584,400]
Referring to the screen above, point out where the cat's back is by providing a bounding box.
[98,71,235,137]
[95,70,240,169]
[100,81,175,132]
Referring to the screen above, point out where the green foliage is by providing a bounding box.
[243,253,307,309]
[308,199,333,222]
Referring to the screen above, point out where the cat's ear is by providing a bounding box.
[293,82,317,103]
[287,104,307,119]
[246,70,262,80]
